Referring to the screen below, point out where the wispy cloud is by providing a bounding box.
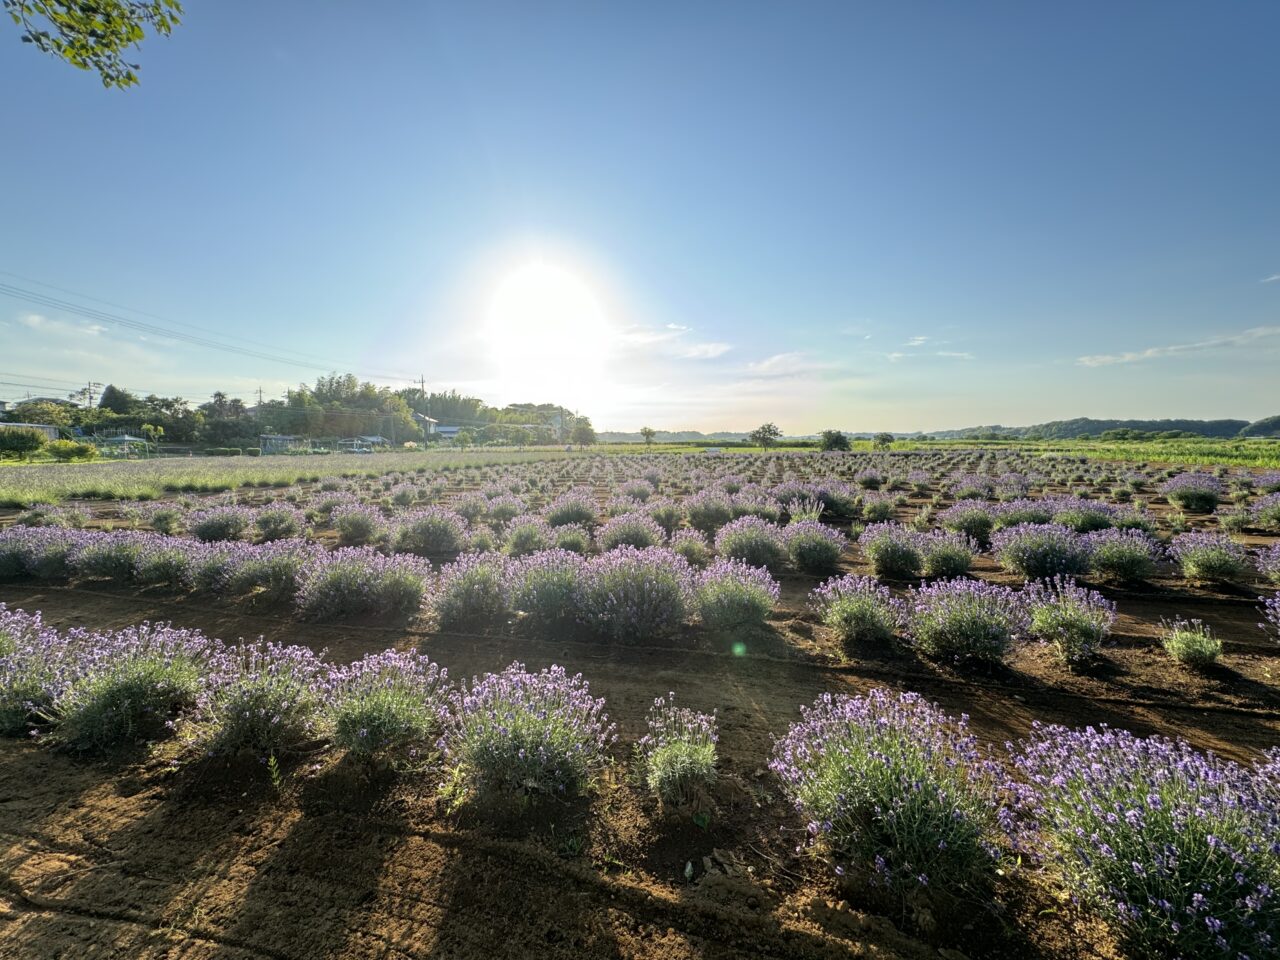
[905,335,929,347]
[743,351,836,378]
[1076,326,1280,367]
[936,350,974,360]
[678,341,731,360]
[1262,274,1280,283]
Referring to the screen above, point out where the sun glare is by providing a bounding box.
[484,259,614,406]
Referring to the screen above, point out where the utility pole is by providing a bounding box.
[256,386,264,407]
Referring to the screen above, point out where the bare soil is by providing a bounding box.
[2,569,1276,960]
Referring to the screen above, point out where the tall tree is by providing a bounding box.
[640,426,657,447]
[819,429,850,451]
[97,384,137,414]
[748,423,782,449]
[5,0,183,88]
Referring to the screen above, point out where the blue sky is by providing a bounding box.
[1,1,1278,432]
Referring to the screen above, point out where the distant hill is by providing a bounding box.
[931,418,1253,440]
[1239,415,1280,438]
[601,417,1278,443]
[598,430,748,443]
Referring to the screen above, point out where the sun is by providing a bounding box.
[483,259,614,405]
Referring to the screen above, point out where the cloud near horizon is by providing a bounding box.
[1076,326,1280,367]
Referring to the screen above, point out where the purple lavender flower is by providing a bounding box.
[1012,723,1279,959]
[809,574,906,650]
[1023,576,1116,667]
[991,523,1092,580]
[580,546,694,642]
[443,662,615,798]
[596,511,665,551]
[433,553,511,629]
[637,692,717,803]
[712,516,788,572]
[1160,472,1225,513]
[907,577,1029,665]
[784,520,847,574]
[1169,531,1252,582]
[694,558,780,630]
[1085,527,1164,581]
[329,649,449,758]
[771,689,1007,908]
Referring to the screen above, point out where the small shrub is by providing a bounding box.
[1261,593,1279,642]
[510,549,587,632]
[991,523,1091,580]
[671,529,712,566]
[296,548,428,621]
[1160,617,1222,668]
[501,514,554,557]
[46,624,212,752]
[637,693,717,804]
[919,530,977,578]
[907,578,1028,665]
[859,522,922,580]
[1085,528,1163,581]
[147,507,184,535]
[991,499,1053,531]
[1049,496,1116,533]
[771,689,1007,917]
[596,511,665,551]
[330,649,448,759]
[644,497,684,536]
[685,491,735,536]
[713,516,788,572]
[46,439,97,461]
[392,506,469,555]
[784,520,846,574]
[694,559,779,630]
[552,523,591,554]
[544,491,596,528]
[1169,531,1251,582]
[70,534,145,581]
[1024,577,1115,667]
[0,605,66,735]
[254,506,306,542]
[224,540,321,604]
[581,547,693,642]
[1259,543,1280,585]
[1249,492,1280,532]
[189,506,254,543]
[939,502,996,545]
[443,662,615,799]
[1160,472,1224,513]
[332,504,387,547]
[809,574,905,651]
[1012,724,1279,960]
[196,641,331,755]
[433,554,511,629]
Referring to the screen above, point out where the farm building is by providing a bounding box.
[259,434,309,454]
[338,435,389,452]
[0,422,60,441]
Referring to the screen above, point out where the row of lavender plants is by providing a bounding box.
[2,602,1275,958]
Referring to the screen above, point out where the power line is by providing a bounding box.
[0,278,423,385]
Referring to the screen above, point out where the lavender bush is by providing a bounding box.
[46,623,215,752]
[636,693,717,803]
[907,578,1029,665]
[253,505,307,542]
[330,649,448,759]
[501,514,554,557]
[992,523,1092,580]
[443,663,615,799]
[581,546,693,642]
[771,689,1007,914]
[189,506,254,543]
[809,574,906,650]
[859,522,923,580]
[195,640,331,755]
[1260,593,1279,643]
[1024,577,1116,667]
[596,511,665,551]
[510,549,587,632]
[1160,617,1222,669]
[1012,724,1279,959]
[0,605,71,735]
[1249,492,1280,532]
[433,553,511,629]
[694,558,780,630]
[1086,528,1164,581]
[295,548,429,621]
[713,516,788,572]
[783,520,847,574]
[1169,532,1252,582]
[919,530,977,578]
[1160,472,1225,513]
[392,506,469,556]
